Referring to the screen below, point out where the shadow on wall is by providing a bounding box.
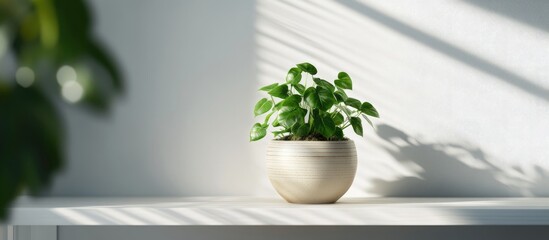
[464,0,549,33]
[370,124,549,197]
[336,0,549,103]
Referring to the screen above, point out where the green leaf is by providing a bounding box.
[335,78,352,90]
[89,42,124,93]
[294,84,306,95]
[268,84,289,99]
[278,107,306,128]
[362,114,375,129]
[334,89,348,102]
[350,117,363,136]
[286,67,302,85]
[304,87,319,108]
[295,124,310,137]
[333,112,344,125]
[259,83,278,91]
[292,123,310,137]
[277,94,302,110]
[345,98,361,110]
[250,123,267,141]
[361,102,379,118]
[335,72,352,90]
[313,111,336,138]
[338,72,351,80]
[0,87,64,218]
[334,127,344,140]
[253,98,273,116]
[264,111,274,124]
[272,118,280,127]
[313,78,335,92]
[296,62,317,75]
[272,128,290,137]
[291,123,301,134]
[316,86,337,111]
[80,74,110,112]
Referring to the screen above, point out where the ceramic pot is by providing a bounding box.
[266,140,357,204]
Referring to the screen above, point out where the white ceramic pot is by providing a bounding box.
[266,140,357,204]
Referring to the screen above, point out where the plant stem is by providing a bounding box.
[264,111,274,125]
[308,108,314,131]
[336,104,352,119]
[330,108,340,118]
[335,104,353,129]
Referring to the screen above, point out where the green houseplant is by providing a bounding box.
[0,0,123,219]
[250,62,378,203]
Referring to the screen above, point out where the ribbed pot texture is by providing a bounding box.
[266,140,357,204]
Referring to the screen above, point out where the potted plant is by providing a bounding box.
[250,62,379,203]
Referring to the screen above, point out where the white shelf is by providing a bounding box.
[5,197,549,225]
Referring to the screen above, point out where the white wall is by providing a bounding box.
[50,0,259,196]
[255,0,549,197]
[52,0,549,198]
[49,0,549,239]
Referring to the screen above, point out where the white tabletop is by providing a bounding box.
[5,197,549,225]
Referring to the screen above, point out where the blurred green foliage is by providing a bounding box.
[0,0,123,219]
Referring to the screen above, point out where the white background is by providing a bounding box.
[49,0,549,239]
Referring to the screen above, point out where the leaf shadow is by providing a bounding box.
[369,124,549,197]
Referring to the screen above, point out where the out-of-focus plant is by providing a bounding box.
[0,0,123,219]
